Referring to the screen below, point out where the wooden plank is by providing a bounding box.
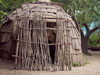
[32,4,61,10]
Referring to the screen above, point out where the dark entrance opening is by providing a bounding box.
[47,22,56,64]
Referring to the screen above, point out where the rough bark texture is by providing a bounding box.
[81,36,90,55]
[81,24,100,55]
[72,14,100,55]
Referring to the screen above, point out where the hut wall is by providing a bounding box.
[0,1,85,71]
[68,19,84,66]
[14,11,71,70]
[0,21,12,58]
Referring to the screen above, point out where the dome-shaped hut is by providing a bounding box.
[0,1,84,71]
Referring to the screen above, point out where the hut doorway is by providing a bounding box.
[47,22,56,64]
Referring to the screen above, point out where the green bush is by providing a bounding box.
[88,33,99,46]
[0,0,36,27]
[72,54,89,67]
[0,10,6,28]
[83,54,89,64]
[72,62,81,67]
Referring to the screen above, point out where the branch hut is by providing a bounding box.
[0,1,84,71]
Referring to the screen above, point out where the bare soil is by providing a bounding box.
[0,50,100,75]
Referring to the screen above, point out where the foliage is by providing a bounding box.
[0,0,36,13]
[0,0,100,46]
[51,0,100,27]
[72,54,89,67]
[52,0,100,47]
[72,62,81,67]
[88,32,100,46]
[0,0,36,27]
[0,10,6,28]
[83,54,89,64]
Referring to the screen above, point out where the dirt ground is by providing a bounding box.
[0,50,100,75]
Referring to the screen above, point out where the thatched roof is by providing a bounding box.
[8,2,70,22]
[0,1,82,52]
[0,1,82,53]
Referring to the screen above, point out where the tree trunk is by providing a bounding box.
[81,37,91,55]
[81,26,100,55]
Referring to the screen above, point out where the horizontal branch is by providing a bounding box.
[90,26,100,33]
[86,26,100,38]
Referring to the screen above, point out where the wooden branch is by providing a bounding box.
[72,16,80,31]
[0,48,14,54]
[70,7,80,31]
[86,26,100,38]
[80,29,85,38]
[90,26,100,34]
[82,23,89,33]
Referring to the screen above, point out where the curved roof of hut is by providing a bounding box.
[0,1,82,58]
[7,1,72,22]
[1,1,80,43]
